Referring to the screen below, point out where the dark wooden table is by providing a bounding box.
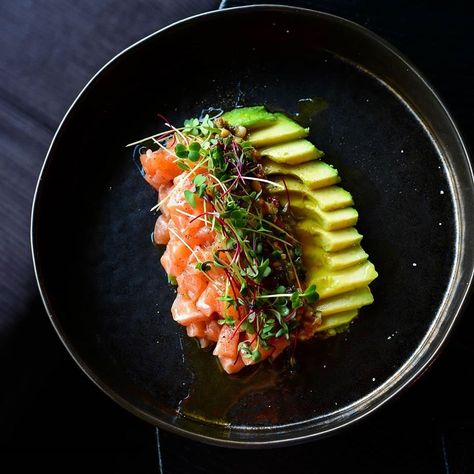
[1,0,473,472]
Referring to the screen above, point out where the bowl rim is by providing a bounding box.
[30,4,474,448]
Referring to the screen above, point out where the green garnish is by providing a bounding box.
[143,112,320,353]
[167,275,177,285]
[184,189,196,209]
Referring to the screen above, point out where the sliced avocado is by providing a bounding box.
[315,310,359,333]
[260,139,324,165]
[221,106,277,129]
[316,287,374,316]
[307,261,378,299]
[311,186,354,211]
[310,205,358,231]
[325,245,368,269]
[297,220,362,251]
[268,178,353,211]
[263,160,340,189]
[281,194,358,230]
[303,245,368,271]
[248,113,309,147]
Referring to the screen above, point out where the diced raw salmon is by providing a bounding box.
[186,321,206,338]
[160,249,173,276]
[218,355,245,374]
[140,143,293,374]
[196,283,221,317]
[198,337,212,348]
[213,324,239,359]
[160,238,191,277]
[167,177,206,235]
[177,266,208,302]
[153,215,170,245]
[140,148,181,190]
[205,320,221,342]
[171,293,209,326]
[158,183,173,217]
[183,225,215,248]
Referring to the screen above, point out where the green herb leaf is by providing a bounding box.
[230,208,247,228]
[187,149,200,162]
[238,342,261,362]
[302,284,319,303]
[183,118,200,135]
[251,348,261,362]
[177,161,190,171]
[218,316,235,326]
[195,261,212,272]
[291,291,301,309]
[193,174,206,187]
[184,189,196,209]
[218,294,237,309]
[167,275,177,285]
[241,320,254,334]
[175,143,188,158]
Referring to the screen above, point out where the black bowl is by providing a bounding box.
[31,5,474,447]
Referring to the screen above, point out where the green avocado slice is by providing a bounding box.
[297,220,363,251]
[248,113,309,147]
[315,310,359,333]
[260,139,324,165]
[267,177,354,211]
[263,159,340,189]
[316,287,374,316]
[307,261,378,299]
[281,194,358,230]
[303,245,369,270]
[221,106,276,129]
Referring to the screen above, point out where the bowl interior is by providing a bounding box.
[33,7,472,446]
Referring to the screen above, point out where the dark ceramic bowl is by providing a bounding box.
[31,5,474,447]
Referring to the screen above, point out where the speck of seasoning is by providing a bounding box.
[286,29,290,33]
[412,263,417,267]
[400,149,404,154]
[372,377,376,382]
[323,365,326,369]
[439,222,443,226]
[387,336,392,340]
[334,402,338,406]
[440,190,445,195]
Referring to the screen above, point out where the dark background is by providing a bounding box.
[0,0,472,472]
